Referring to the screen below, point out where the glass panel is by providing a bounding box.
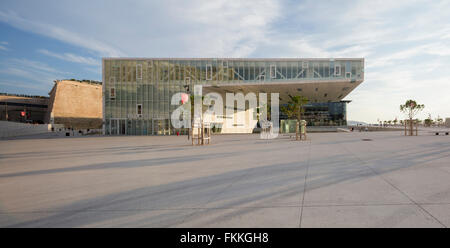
[110,87,115,99]
[104,59,363,135]
[136,64,142,80]
[270,64,276,79]
[206,64,212,80]
[111,119,117,135]
[137,104,142,115]
[335,64,341,76]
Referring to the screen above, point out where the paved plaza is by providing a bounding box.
[0,131,449,227]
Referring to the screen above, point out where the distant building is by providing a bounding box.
[45,80,102,129]
[0,93,49,123]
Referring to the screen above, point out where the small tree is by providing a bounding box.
[182,94,203,140]
[188,94,210,139]
[400,100,424,136]
[281,95,309,140]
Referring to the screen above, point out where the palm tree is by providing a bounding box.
[281,95,309,140]
[400,100,424,136]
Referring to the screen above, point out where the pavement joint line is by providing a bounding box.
[177,160,258,225]
[434,166,450,176]
[9,202,450,214]
[299,139,312,228]
[417,202,450,205]
[0,206,310,214]
[340,141,448,228]
[347,141,448,166]
[303,203,417,207]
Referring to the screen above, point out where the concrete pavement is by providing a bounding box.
[0,131,449,227]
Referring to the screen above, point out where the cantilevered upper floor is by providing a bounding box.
[103,58,364,103]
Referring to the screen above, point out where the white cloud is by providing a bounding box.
[83,66,101,74]
[287,38,330,58]
[0,41,9,51]
[0,10,124,57]
[9,58,61,74]
[0,58,70,86]
[0,80,50,91]
[37,49,100,66]
[167,0,282,57]
[0,1,281,58]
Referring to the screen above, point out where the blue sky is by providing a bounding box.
[1,0,449,123]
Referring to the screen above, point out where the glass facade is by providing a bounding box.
[279,102,348,127]
[103,58,364,135]
[303,101,348,126]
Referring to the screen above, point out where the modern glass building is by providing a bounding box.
[102,58,364,135]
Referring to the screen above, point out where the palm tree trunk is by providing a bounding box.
[296,108,302,140]
[299,109,302,140]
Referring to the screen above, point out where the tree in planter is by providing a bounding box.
[400,100,424,136]
[186,94,207,140]
[281,95,309,140]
